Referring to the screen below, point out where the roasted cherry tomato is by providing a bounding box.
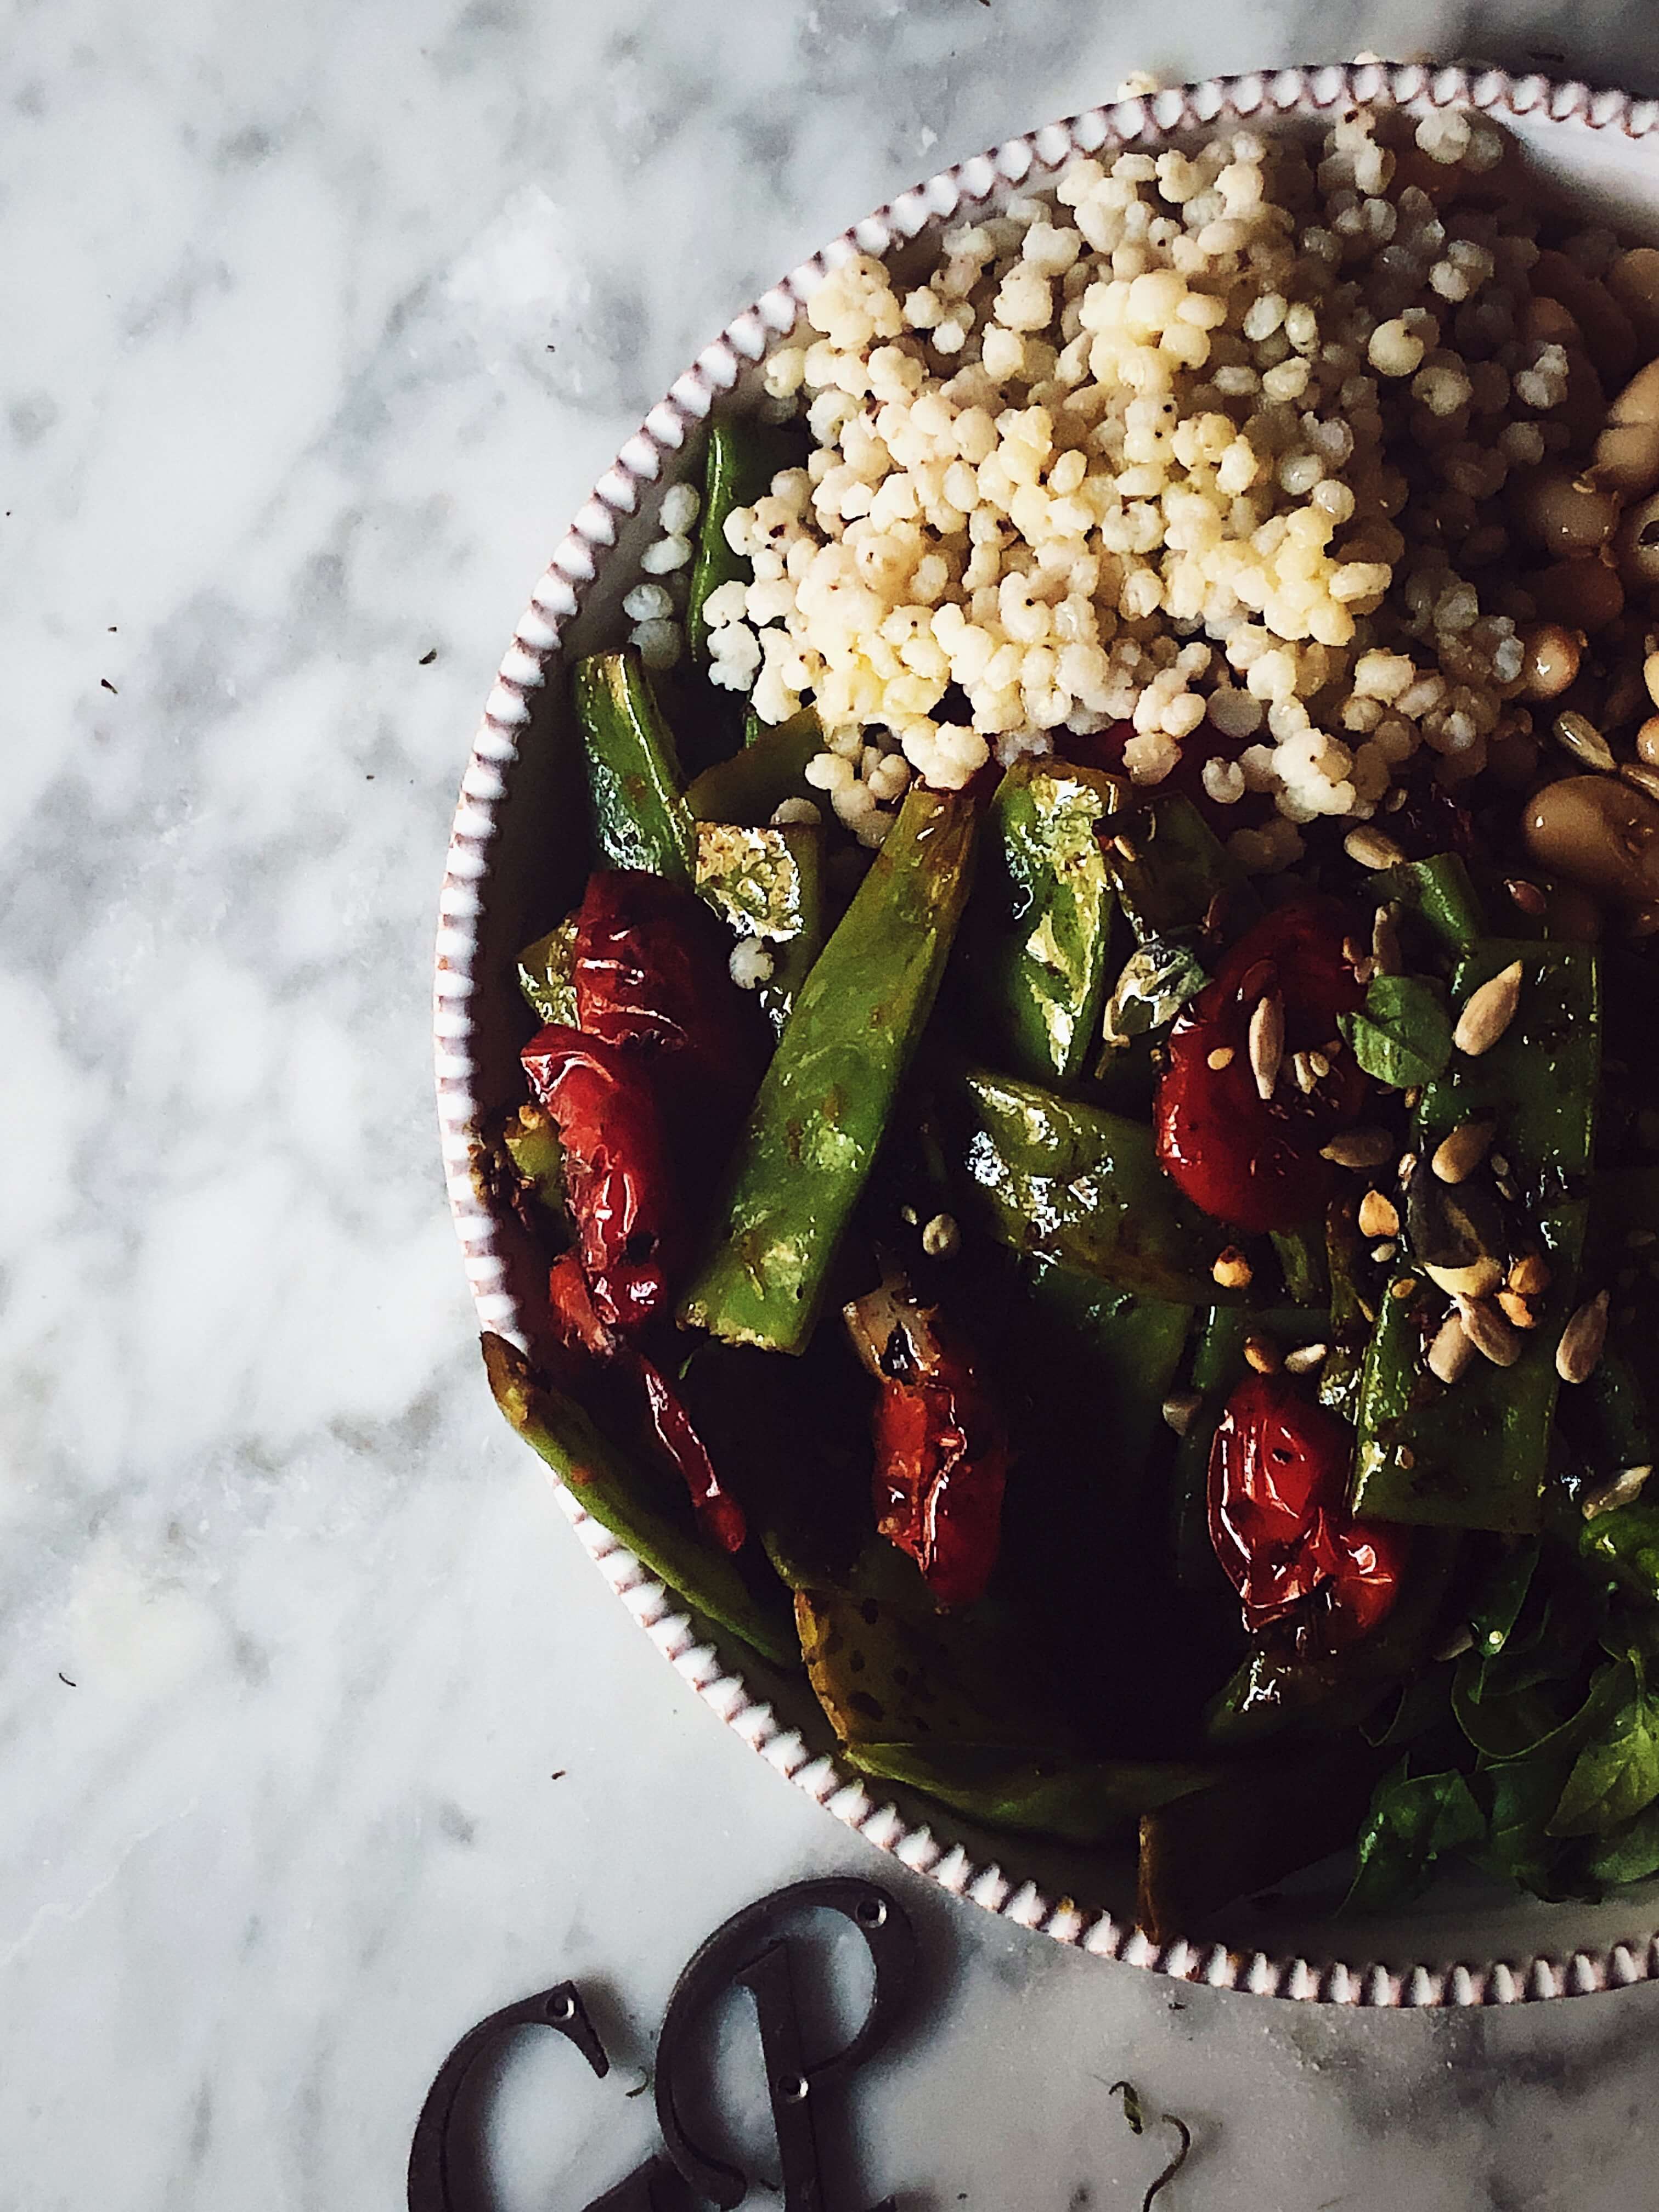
[846,1279,1008,1609]
[1208,1370,1407,1652]
[545,1252,747,1553]
[1154,896,1369,1233]
[572,869,765,1137]
[522,1025,684,1332]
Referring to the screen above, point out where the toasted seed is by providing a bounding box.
[1491,1153,1511,1178]
[1556,1289,1610,1383]
[1506,876,1548,917]
[1206,1046,1235,1071]
[1308,1050,1330,1078]
[1397,1151,1419,1183]
[1212,1246,1253,1291]
[1358,1188,1401,1239]
[1553,709,1618,772]
[1161,1391,1203,1437]
[1243,1334,1282,1374]
[1458,1295,1525,1368]
[1283,1342,1329,1375]
[1621,761,1659,805]
[1431,1119,1496,1184]
[921,1211,960,1259]
[1292,1050,1316,1094]
[1111,833,1140,863]
[1427,1310,1476,1383]
[1390,1276,1418,1302]
[1453,960,1524,1057]
[1509,1252,1551,1296]
[1319,1126,1395,1169]
[1344,825,1407,870]
[1403,1085,1421,1111]
[1583,1464,1654,1519]
[1497,1289,1537,1329]
[1249,989,1284,1101]
[1371,1241,1398,1263]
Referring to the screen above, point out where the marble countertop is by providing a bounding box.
[9,2,1659,2205]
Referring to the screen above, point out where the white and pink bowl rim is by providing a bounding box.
[436,59,1659,2005]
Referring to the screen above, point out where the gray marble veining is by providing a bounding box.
[7,2,1659,2205]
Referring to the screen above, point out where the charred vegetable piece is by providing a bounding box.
[571,867,768,1141]
[1098,934,1209,1052]
[793,1540,1074,1754]
[848,1741,1214,1847]
[483,1334,793,1665]
[522,1026,685,1333]
[694,820,825,1035]
[1204,1528,1460,1748]
[685,707,824,826]
[1104,791,1255,943]
[1208,1370,1408,1651]
[679,786,977,1354]
[1351,942,1599,1532]
[845,1277,1009,1609]
[953,1065,1241,1303]
[967,756,1121,1086]
[1318,1197,1375,1425]
[501,1103,566,1226]
[1375,853,1488,956]
[572,649,694,882]
[1137,1739,1389,1940]
[517,916,579,1027]
[1155,899,1369,1234]
[686,417,802,665]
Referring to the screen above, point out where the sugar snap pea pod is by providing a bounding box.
[950,1066,1245,1304]
[686,416,804,665]
[965,757,1122,1086]
[685,707,824,826]
[1203,1528,1461,1747]
[482,1334,795,1666]
[1271,1222,1328,1307]
[572,648,694,882]
[847,1741,1215,1847]
[1375,853,1488,956]
[1104,791,1257,944]
[1351,942,1599,1532]
[694,820,823,1036]
[516,916,579,1027]
[1318,1197,1373,1425]
[679,785,977,1353]
[1137,1737,1390,1941]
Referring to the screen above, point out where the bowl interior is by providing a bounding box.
[450,70,1659,1993]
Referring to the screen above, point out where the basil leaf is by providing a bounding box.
[1345,1760,1485,1915]
[1581,1797,1659,1887]
[1101,936,1207,1046]
[1548,1658,1659,1837]
[1338,973,1452,1089]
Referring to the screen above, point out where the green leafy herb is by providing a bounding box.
[1582,1503,1659,1609]
[1345,1761,1485,1914]
[1101,936,1208,1047]
[1548,1658,1659,1837]
[1338,973,1453,1089]
[1469,1541,1540,1661]
[1581,1798,1659,1887]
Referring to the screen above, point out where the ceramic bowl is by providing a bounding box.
[436,60,1659,2005]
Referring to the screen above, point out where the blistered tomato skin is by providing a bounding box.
[872,1369,1008,1610]
[1154,898,1369,1233]
[1208,1370,1407,1650]
[521,1025,684,1332]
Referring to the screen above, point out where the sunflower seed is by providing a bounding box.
[1453,961,1523,1057]
[1553,709,1617,772]
[1508,1252,1551,1296]
[1358,1188,1401,1239]
[1427,1311,1475,1384]
[1292,1050,1317,1093]
[1283,1342,1329,1375]
[1372,903,1403,976]
[1431,1119,1496,1185]
[1161,1391,1203,1437]
[1371,1241,1398,1263]
[1457,1295,1525,1368]
[1243,1334,1281,1374]
[1506,877,1548,917]
[1249,989,1284,1101]
[1583,1465,1654,1520]
[1319,1126,1395,1169]
[1621,762,1659,805]
[1556,1290,1610,1384]
[1344,825,1407,869]
[1308,1051,1330,1078]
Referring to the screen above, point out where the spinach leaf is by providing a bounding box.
[1477,1757,1574,1898]
[1582,1503,1659,1609]
[1338,973,1452,1089]
[1580,1798,1659,1887]
[1345,1760,1485,1914]
[1364,1667,1454,1749]
[1468,1540,1539,1661]
[1548,1658,1659,1838]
